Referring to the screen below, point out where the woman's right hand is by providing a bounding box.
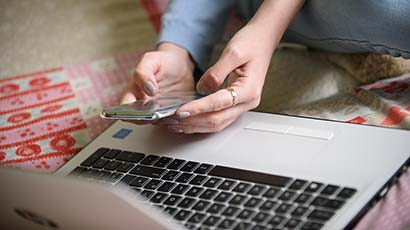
[121,42,196,104]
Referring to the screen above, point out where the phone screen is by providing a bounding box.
[100,92,201,121]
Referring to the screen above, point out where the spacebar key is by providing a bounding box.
[129,165,166,178]
[209,165,291,187]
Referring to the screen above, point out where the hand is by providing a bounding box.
[121,43,195,104]
[163,23,276,134]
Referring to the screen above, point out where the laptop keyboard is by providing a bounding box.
[69,148,357,230]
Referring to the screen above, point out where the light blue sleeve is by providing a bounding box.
[157,0,236,71]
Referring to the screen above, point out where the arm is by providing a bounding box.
[166,0,305,134]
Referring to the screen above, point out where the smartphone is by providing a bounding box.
[100,92,201,121]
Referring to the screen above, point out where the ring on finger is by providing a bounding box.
[226,87,238,106]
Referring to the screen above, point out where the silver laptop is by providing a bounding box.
[1,111,409,230]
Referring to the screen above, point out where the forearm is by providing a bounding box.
[249,0,305,47]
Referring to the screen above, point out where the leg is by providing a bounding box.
[283,0,410,58]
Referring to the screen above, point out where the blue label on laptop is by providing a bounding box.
[112,129,133,139]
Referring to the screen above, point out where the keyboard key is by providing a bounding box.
[130,176,149,187]
[295,193,312,204]
[188,213,206,224]
[214,191,233,203]
[252,225,268,230]
[321,185,340,196]
[263,187,281,198]
[260,200,277,211]
[186,187,204,197]
[174,210,192,221]
[252,212,270,223]
[275,203,293,214]
[68,167,86,176]
[308,209,335,221]
[153,157,172,168]
[81,148,108,166]
[229,194,248,205]
[164,207,178,216]
[81,168,99,178]
[222,206,240,217]
[116,151,145,163]
[218,219,236,229]
[218,180,237,190]
[119,175,136,185]
[301,221,323,230]
[204,177,222,188]
[233,182,251,193]
[192,200,211,211]
[92,158,109,169]
[178,197,196,208]
[244,197,262,208]
[167,159,185,170]
[157,181,176,192]
[140,155,160,165]
[116,163,134,173]
[162,170,179,181]
[278,190,296,201]
[268,215,286,227]
[203,215,221,227]
[95,170,111,180]
[234,222,252,230]
[289,179,308,190]
[337,188,357,199]
[130,165,166,178]
[305,182,323,193]
[209,166,291,187]
[324,199,345,210]
[104,160,122,171]
[164,195,182,206]
[189,175,208,185]
[184,223,195,230]
[248,185,266,196]
[285,218,301,228]
[103,149,121,159]
[207,203,225,214]
[144,179,162,190]
[237,209,255,220]
[171,184,189,195]
[200,189,218,200]
[106,172,123,183]
[175,173,194,183]
[194,163,213,174]
[180,161,199,172]
[150,192,168,203]
[292,206,309,217]
[140,190,155,199]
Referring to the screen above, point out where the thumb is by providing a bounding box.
[197,47,246,95]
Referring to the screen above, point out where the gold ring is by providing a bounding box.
[227,88,238,106]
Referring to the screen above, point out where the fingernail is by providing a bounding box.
[169,127,183,133]
[177,112,191,119]
[197,83,209,95]
[143,81,156,96]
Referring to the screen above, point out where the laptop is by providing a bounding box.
[1,111,409,229]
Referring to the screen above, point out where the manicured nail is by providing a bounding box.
[197,83,209,95]
[169,127,183,133]
[143,81,156,96]
[177,112,191,119]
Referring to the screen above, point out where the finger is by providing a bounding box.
[177,102,249,127]
[176,85,250,119]
[168,103,247,134]
[133,52,160,96]
[120,84,146,104]
[197,46,247,94]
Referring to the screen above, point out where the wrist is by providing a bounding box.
[157,42,195,72]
